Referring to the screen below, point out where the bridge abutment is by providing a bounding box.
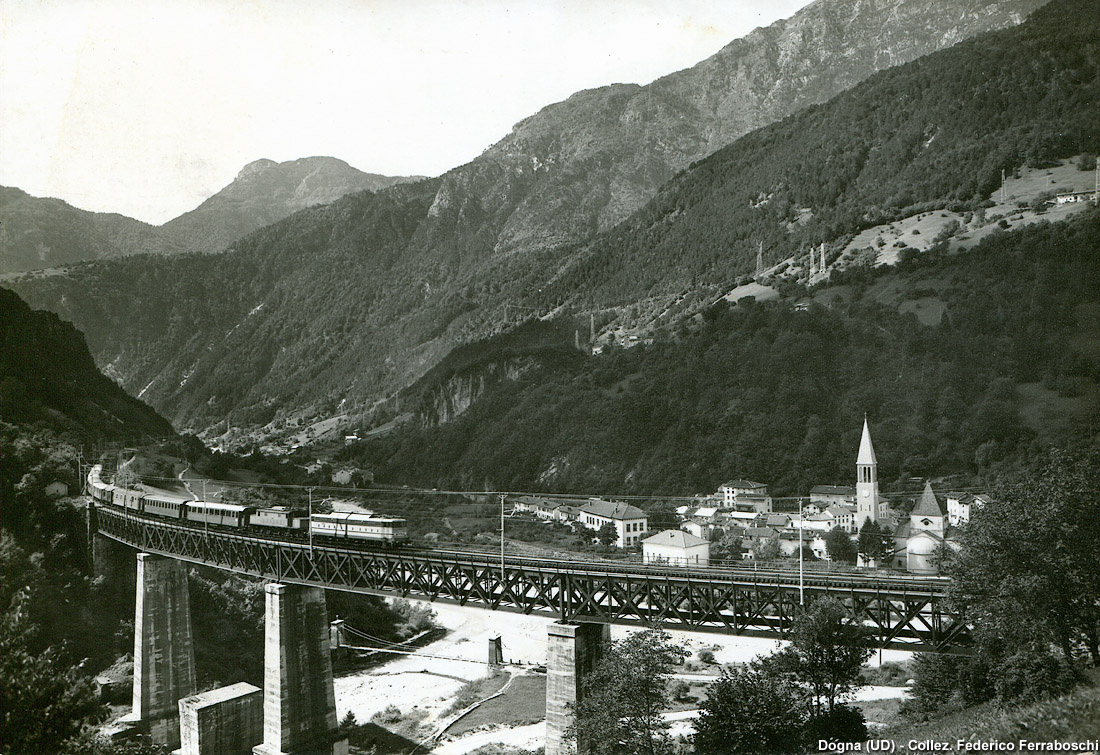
[177,682,263,755]
[121,552,197,751]
[545,621,609,755]
[253,583,348,755]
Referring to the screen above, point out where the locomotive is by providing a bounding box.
[86,465,407,542]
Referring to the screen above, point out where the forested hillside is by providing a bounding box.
[545,0,1099,311]
[0,291,436,752]
[2,0,1063,439]
[343,214,1100,495]
[0,288,175,439]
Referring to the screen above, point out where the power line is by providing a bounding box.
[125,473,999,504]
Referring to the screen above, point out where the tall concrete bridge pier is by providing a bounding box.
[545,621,610,755]
[252,583,348,755]
[120,553,196,750]
[120,553,346,754]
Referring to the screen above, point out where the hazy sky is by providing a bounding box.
[0,0,812,224]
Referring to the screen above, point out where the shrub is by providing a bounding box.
[993,645,1081,705]
[804,704,868,743]
[694,667,807,755]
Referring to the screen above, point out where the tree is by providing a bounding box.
[756,597,873,719]
[710,532,743,564]
[568,627,688,755]
[950,448,1100,665]
[825,528,857,565]
[857,520,891,566]
[751,533,783,561]
[694,666,807,755]
[596,522,619,547]
[0,591,105,755]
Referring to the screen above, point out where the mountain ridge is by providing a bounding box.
[0,157,423,273]
[3,0,1066,438]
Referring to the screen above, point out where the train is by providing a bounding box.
[86,465,408,543]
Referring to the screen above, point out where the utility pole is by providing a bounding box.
[798,509,805,606]
[308,487,315,556]
[202,478,208,555]
[499,494,506,582]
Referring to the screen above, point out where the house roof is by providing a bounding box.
[811,485,855,496]
[824,504,853,516]
[722,480,766,490]
[643,530,708,547]
[765,514,791,527]
[580,500,647,520]
[694,507,718,518]
[857,418,877,465]
[912,482,943,518]
[726,511,759,520]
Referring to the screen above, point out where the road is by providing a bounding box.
[177,466,224,501]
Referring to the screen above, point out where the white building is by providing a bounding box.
[680,520,711,541]
[902,482,949,574]
[809,485,856,507]
[824,504,857,533]
[643,530,710,566]
[856,418,880,529]
[718,480,770,508]
[579,500,648,548]
[45,481,69,497]
[947,492,989,526]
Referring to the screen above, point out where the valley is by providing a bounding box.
[4,0,1077,448]
[3,1,1100,749]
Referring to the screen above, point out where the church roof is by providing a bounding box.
[857,418,877,465]
[912,482,944,518]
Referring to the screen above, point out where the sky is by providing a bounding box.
[0,0,812,225]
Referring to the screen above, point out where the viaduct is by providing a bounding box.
[88,498,966,755]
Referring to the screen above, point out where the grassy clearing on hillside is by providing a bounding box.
[886,670,1100,751]
[838,157,1097,268]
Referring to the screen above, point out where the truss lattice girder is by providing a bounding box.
[93,507,969,651]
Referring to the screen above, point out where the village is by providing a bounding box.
[510,419,990,575]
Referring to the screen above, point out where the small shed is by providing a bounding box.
[642,530,710,566]
[46,481,69,498]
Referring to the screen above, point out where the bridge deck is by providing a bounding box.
[92,502,968,651]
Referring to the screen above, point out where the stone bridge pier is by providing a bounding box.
[545,621,610,755]
[120,553,196,750]
[120,553,347,755]
[252,583,348,755]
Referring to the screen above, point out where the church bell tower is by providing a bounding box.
[856,417,879,528]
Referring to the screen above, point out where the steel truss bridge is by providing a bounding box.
[92,504,970,651]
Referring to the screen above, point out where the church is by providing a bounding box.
[852,417,958,574]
